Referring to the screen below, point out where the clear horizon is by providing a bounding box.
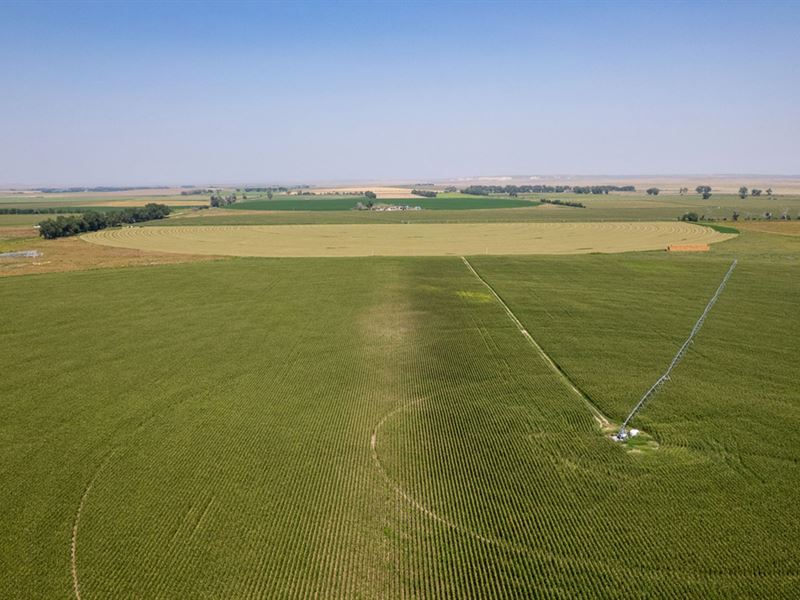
[1,1,798,186]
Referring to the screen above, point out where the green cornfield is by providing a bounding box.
[1,234,798,596]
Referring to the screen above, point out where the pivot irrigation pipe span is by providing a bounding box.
[616,259,738,440]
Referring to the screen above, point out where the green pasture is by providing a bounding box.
[0,214,44,227]
[153,192,800,226]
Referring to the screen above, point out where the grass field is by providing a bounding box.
[2,244,798,597]
[144,192,800,227]
[0,213,48,227]
[735,220,800,236]
[83,222,734,257]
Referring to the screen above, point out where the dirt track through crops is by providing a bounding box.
[461,257,612,429]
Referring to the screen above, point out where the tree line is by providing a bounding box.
[180,188,216,196]
[38,204,171,239]
[540,198,585,208]
[411,189,438,198]
[458,184,638,196]
[571,185,636,194]
[461,184,585,195]
[677,185,774,200]
[737,186,772,199]
[210,193,238,207]
[681,210,793,223]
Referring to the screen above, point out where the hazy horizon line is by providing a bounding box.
[4,173,800,190]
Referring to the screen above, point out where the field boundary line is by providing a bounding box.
[461,257,611,429]
[71,449,116,600]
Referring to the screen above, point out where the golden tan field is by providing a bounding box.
[667,244,710,252]
[306,186,419,198]
[0,232,219,277]
[0,187,195,198]
[83,222,734,257]
[100,199,205,207]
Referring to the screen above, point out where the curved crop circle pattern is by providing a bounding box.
[83,222,734,257]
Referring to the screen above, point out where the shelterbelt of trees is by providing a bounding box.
[38,204,171,239]
[540,198,585,208]
[460,184,635,196]
[570,185,636,194]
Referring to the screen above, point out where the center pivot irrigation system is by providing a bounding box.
[614,259,738,441]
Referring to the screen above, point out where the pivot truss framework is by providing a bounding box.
[617,259,738,440]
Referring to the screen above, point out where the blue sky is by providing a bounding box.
[1,1,798,185]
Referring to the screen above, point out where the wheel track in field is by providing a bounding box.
[461,257,612,429]
[369,387,797,580]
[368,375,778,581]
[370,395,528,551]
[371,395,651,572]
[67,386,215,598]
[368,258,613,561]
[371,394,613,564]
[69,406,174,599]
[71,449,117,600]
[370,397,458,530]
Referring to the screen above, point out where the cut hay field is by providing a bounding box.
[0,233,218,277]
[84,221,734,257]
[1,249,798,598]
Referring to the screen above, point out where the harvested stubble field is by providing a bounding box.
[0,231,220,277]
[84,221,734,257]
[1,235,798,597]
